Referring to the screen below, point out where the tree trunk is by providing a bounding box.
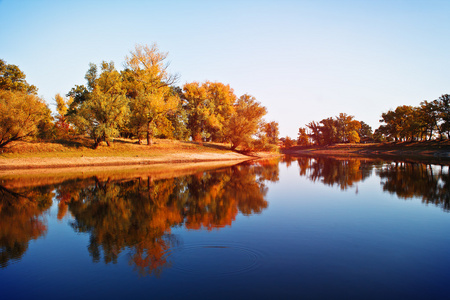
[147,122,153,146]
[93,137,101,149]
[147,131,153,146]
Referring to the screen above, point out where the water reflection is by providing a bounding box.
[0,159,278,275]
[2,155,449,276]
[285,155,450,212]
[378,162,450,211]
[0,185,53,268]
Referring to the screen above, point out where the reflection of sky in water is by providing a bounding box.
[1,158,450,299]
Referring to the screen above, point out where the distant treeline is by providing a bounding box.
[296,96,450,146]
[0,44,279,150]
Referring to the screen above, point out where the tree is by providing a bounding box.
[306,121,322,145]
[358,121,373,142]
[0,59,37,94]
[419,100,439,140]
[297,127,309,146]
[124,44,179,145]
[263,121,279,144]
[284,136,295,149]
[0,90,49,147]
[334,113,361,143]
[436,94,450,139]
[54,93,73,137]
[224,94,267,150]
[182,81,236,142]
[69,61,129,148]
[202,81,236,141]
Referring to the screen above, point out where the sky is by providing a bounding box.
[1,0,449,138]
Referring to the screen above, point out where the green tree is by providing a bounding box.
[69,62,129,148]
[0,59,37,95]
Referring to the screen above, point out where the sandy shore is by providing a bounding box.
[0,152,246,171]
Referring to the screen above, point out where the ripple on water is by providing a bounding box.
[168,243,262,277]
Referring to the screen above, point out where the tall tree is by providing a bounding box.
[335,113,361,143]
[263,121,280,145]
[436,94,450,139]
[297,127,309,146]
[224,94,267,150]
[124,44,179,145]
[182,81,236,142]
[69,62,129,148]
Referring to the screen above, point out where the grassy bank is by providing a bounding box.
[0,137,280,173]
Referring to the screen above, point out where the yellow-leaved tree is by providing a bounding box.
[124,44,179,145]
[224,94,267,150]
[69,62,129,148]
[0,90,49,148]
[182,81,236,142]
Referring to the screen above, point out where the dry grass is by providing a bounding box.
[0,137,231,158]
[0,136,280,174]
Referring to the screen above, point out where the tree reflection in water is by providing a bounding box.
[286,155,450,212]
[377,162,450,211]
[54,159,278,276]
[0,185,53,268]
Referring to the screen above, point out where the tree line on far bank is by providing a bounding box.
[0,44,279,151]
[294,95,450,147]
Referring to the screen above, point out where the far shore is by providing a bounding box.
[283,141,450,164]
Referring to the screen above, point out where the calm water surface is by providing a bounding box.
[1,156,450,299]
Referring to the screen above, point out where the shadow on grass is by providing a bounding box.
[50,137,93,149]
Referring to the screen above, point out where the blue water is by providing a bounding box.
[1,157,450,299]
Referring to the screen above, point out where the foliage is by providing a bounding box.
[263,121,279,144]
[224,94,267,150]
[375,95,450,141]
[0,90,50,148]
[124,44,180,145]
[54,93,73,137]
[304,113,362,145]
[297,127,309,145]
[0,59,37,95]
[283,136,295,149]
[69,61,129,148]
[182,81,236,142]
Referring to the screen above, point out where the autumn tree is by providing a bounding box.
[69,62,129,148]
[0,59,51,147]
[297,127,309,146]
[436,94,450,139]
[283,136,295,149]
[124,44,179,145]
[263,121,279,144]
[358,121,373,142]
[335,113,361,143]
[0,90,50,148]
[224,94,267,150]
[182,81,236,142]
[0,59,37,94]
[54,93,73,137]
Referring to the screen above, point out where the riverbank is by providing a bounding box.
[283,141,450,163]
[0,138,279,175]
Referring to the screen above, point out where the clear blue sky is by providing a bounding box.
[1,0,449,137]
